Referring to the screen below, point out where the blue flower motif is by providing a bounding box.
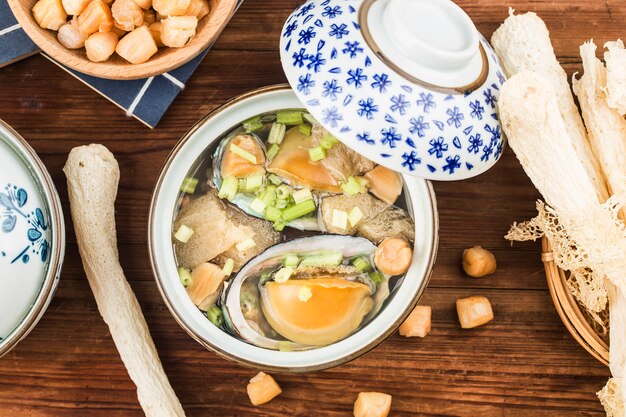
[306,52,326,72]
[428,137,448,158]
[357,132,375,145]
[467,133,483,154]
[322,106,343,127]
[346,68,367,88]
[284,21,298,38]
[497,70,506,85]
[408,116,429,138]
[371,73,391,93]
[416,92,436,113]
[321,5,342,18]
[342,41,364,58]
[329,23,349,39]
[292,48,309,68]
[357,98,378,120]
[380,127,401,149]
[442,155,461,174]
[390,94,410,115]
[485,124,502,142]
[298,27,316,45]
[322,79,342,101]
[484,88,497,108]
[446,106,464,128]
[469,100,484,120]
[402,151,421,171]
[481,141,494,161]
[494,141,503,159]
[297,73,315,95]
[297,3,314,17]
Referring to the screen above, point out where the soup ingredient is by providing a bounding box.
[148,22,164,47]
[221,135,266,178]
[78,0,114,34]
[357,207,415,244]
[308,145,326,162]
[292,188,312,204]
[340,176,367,196]
[491,10,609,202]
[281,199,316,222]
[160,16,198,48]
[364,165,403,205]
[174,224,194,243]
[222,258,234,276]
[64,145,185,417]
[462,246,496,278]
[116,26,158,64]
[84,31,118,62]
[604,40,626,116]
[143,8,156,23]
[32,0,67,30]
[62,0,90,16]
[399,305,431,338]
[320,193,387,235]
[178,266,192,286]
[332,209,348,230]
[268,122,286,145]
[246,372,282,406]
[353,392,392,417]
[276,110,303,125]
[374,238,412,276]
[187,263,225,311]
[348,206,364,227]
[180,177,198,194]
[598,378,624,417]
[111,0,144,31]
[207,305,223,327]
[262,278,374,346]
[456,296,493,329]
[184,0,209,20]
[152,0,191,16]
[57,19,88,49]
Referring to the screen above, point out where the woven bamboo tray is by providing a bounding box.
[542,237,609,365]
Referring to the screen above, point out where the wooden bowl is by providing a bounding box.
[8,0,238,80]
[542,237,609,365]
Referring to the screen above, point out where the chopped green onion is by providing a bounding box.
[235,238,257,251]
[292,188,312,204]
[207,305,224,327]
[273,219,286,231]
[369,271,385,286]
[320,132,339,149]
[300,252,343,267]
[243,116,263,133]
[283,254,299,267]
[250,198,267,214]
[229,143,257,164]
[340,176,366,196]
[239,173,264,193]
[331,209,348,230]
[303,113,318,125]
[265,206,282,222]
[308,146,326,162]
[268,173,283,186]
[281,199,316,221]
[174,224,194,243]
[267,144,280,162]
[356,176,369,188]
[268,122,286,144]
[218,176,238,201]
[180,177,198,194]
[348,206,364,227]
[352,256,371,272]
[259,186,277,207]
[222,258,235,276]
[274,267,294,283]
[276,184,291,200]
[298,123,312,136]
[276,110,304,125]
[275,198,289,209]
[178,267,192,287]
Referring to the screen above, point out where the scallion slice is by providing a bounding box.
[207,305,224,327]
[276,184,291,200]
[300,252,343,267]
[268,122,286,144]
[298,123,312,136]
[273,219,286,231]
[275,198,289,209]
[218,176,238,201]
[283,254,299,267]
[249,198,267,214]
[308,146,326,162]
[259,185,277,206]
[268,173,283,185]
[240,173,264,193]
[243,115,263,133]
[351,256,372,272]
[178,267,192,287]
[320,132,339,149]
[348,206,364,227]
[303,113,318,125]
[281,199,316,221]
[174,224,194,243]
[276,110,304,125]
[229,143,257,164]
[292,188,312,204]
[369,271,384,286]
[340,176,366,196]
[274,266,294,283]
[267,144,280,162]
[180,177,198,194]
[265,206,282,222]
[222,258,235,276]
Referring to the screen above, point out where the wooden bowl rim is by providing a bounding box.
[542,237,609,366]
[8,0,238,80]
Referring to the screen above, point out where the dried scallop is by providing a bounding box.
[184,0,209,20]
[78,0,114,34]
[160,16,197,48]
[111,0,143,31]
[152,0,191,17]
[32,0,67,31]
[115,25,158,64]
[85,31,118,62]
[57,18,88,49]
[61,0,90,15]
[148,22,164,47]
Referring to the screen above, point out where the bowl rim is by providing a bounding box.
[0,120,65,358]
[148,84,439,372]
[7,0,239,80]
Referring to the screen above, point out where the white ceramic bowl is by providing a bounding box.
[0,120,64,357]
[149,85,438,372]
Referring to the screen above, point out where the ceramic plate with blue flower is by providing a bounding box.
[280,0,507,180]
[0,121,64,355]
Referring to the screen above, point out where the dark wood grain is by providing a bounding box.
[0,0,622,415]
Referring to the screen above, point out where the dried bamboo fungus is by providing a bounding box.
[604,40,626,116]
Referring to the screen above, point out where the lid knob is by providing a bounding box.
[367,0,483,88]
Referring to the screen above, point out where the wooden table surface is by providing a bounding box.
[0,1,623,415]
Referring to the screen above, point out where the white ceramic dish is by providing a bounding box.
[149,85,438,372]
[0,120,64,357]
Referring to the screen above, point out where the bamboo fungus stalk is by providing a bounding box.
[604,40,626,116]
[491,10,609,203]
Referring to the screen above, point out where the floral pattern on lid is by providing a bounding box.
[279,0,507,180]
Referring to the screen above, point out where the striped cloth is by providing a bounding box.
[0,0,241,128]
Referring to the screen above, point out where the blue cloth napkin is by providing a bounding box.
[0,0,241,128]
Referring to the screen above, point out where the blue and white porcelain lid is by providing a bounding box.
[0,121,63,351]
[280,0,507,180]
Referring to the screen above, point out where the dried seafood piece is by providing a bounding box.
[61,0,90,16]
[598,378,624,417]
[57,18,88,49]
[111,0,144,31]
[85,31,118,62]
[604,40,626,116]
[115,26,158,64]
[160,16,198,48]
[77,0,114,34]
[32,0,67,30]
